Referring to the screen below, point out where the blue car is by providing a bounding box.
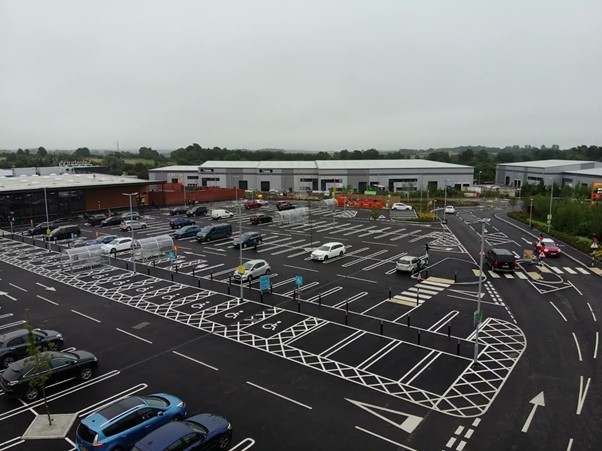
[75,393,187,451]
[171,225,203,239]
[170,217,195,229]
[90,234,120,245]
[132,413,232,451]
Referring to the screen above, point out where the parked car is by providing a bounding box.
[0,350,98,401]
[196,224,232,242]
[121,220,147,231]
[211,209,234,220]
[87,234,119,245]
[444,206,456,214]
[26,221,57,236]
[250,214,273,225]
[276,202,295,211]
[233,231,262,248]
[100,237,133,255]
[76,393,187,451]
[85,213,108,226]
[172,224,203,239]
[536,238,561,257]
[310,242,346,261]
[486,248,517,272]
[46,225,81,241]
[100,216,124,227]
[256,199,269,206]
[0,328,64,368]
[170,217,195,229]
[391,203,413,211]
[187,205,208,217]
[244,200,262,209]
[232,259,271,282]
[396,255,428,274]
[121,211,141,221]
[132,413,232,451]
[169,206,189,215]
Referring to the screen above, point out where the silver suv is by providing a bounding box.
[232,259,271,282]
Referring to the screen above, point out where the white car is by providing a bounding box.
[120,220,147,231]
[444,206,456,214]
[232,259,271,282]
[311,242,346,261]
[256,199,269,206]
[391,203,413,211]
[211,209,234,220]
[100,237,133,255]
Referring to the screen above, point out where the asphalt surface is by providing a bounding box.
[0,201,601,450]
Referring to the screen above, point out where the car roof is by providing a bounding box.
[490,248,514,255]
[323,241,343,246]
[245,259,267,265]
[134,421,192,450]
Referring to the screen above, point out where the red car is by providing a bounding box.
[536,238,561,257]
[244,200,262,209]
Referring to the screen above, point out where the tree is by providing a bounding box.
[74,147,91,158]
[24,310,53,425]
[37,147,47,157]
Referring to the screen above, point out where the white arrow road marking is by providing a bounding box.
[576,376,591,415]
[0,291,17,301]
[522,391,545,432]
[346,398,423,433]
[35,282,56,291]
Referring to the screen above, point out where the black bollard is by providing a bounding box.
[407,315,411,327]
[346,301,349,313]
[197,279,201,288]
[170,273,174,281]
[153,260,156,268]
[229,276,232,285]
[210,272,213,281]
[125,262,128,270]
[448,323,451,337]
[297,298,300,312]
[270,284,273,294]
[293,289,297,301]
[457,339,460,355]
[345,312,348,325]
[425,269,428,278]
[227,285,231,295]
[175,264,179,273]
[380,320,383,335]
[417,330,421,345]
[389,286,392,299]
[192,267,195,277]
[454,271,457,283]
[147,267,150,275]
[248,278,252,290]
[260,292,263,303]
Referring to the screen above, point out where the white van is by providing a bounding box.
[211,209,234,220]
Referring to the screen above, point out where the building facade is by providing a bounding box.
[495,160,602,188]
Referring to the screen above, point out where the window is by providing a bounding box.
[7,336,26,347]
[103,412,143,437]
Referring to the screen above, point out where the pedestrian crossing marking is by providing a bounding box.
[389,296,418,306]
[487,271,500,278]
[550,267,563,274]
[503,273,513,279]
[591,267,602,275]
[575,267,590,274]
[563,267,577,274]
[515,272,528,279]
[526,271,542,280]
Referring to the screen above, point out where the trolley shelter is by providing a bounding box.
[62,245,104,272]
[278,206,309,225]
[131,235,174,262]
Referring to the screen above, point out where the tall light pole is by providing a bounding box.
[43,186,50,234]
[443,179,449,223]
[233,178,243,301]
[547,182,554,233]
[474,218,489,365]
[529,197,534,228]
[478,171,482,185]
[122,192,138,273]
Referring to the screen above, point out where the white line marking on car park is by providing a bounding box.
[355,426,417,450]
[283,282,319,296]
[358,340,400,370]
[576,376,591,415]
[320,330,365,358]
[362,252,406,271]
[428,311,459,332]
[271,242,314,255]
[333,292,368,309]
[572,333,583,361]
[71,309,101,323]
[594,332,599,359]
[336,274,378,284]
[341,249,388,267]
[361,240,399,247]
[0,320,26,331]
[77,383,147,417]
[587,302,597,322]
[229,438,257,451]
[306,287,343,302]
[549,302,568,322]
[116,328,152,344]
[258,239,307,253]
[283,264,318,272]
[271,277,296,288]
[36,295,58,305]
[550,266,563,274]
[173,351,218,371]
[246,381,312,410]
[287,249,312,258]
[563,267,577,274]
[399,350,438,384]
[0,437,25,449]
[575,267,590,274]
[8,283,27,292]
[0,313,13,320]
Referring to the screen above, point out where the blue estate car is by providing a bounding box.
[132,413,232,451]
[75,393,186,451]
[171,224,203,239]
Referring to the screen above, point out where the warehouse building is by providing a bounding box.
[495,159,602,188]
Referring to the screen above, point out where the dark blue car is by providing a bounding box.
[171,225,202,239]
[132,413,232,451]
[170,217,195,229]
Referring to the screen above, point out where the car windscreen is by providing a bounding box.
[317,245,330,251]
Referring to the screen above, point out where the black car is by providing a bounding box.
[486,248,517,272]
[187,205,208,217]
[276,202,295,211]
[100,216,123,227]
[0,328,64,368]
[85,213,108,226]
[26,221,57,236]
[169,206,189,215]
[0,350,98,401]
[250,214,273,225]
[233,231,263,248]
[170,217,195,229]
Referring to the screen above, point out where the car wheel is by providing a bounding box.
[217,434,231,449]
[80,366,93,381]
[248,275,253,282]
[324,255,329,261]
[265,269,271,275]
[142,225,147,229]
[111,248,117,255]
[46,341,59,351]
[2,355,15,368]
[127,227,132,231]
[25,386,39,401]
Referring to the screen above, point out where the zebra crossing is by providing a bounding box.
[487,265,597,279]
[390,277,453,306]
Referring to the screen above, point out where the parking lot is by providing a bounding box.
[1,202,600,449]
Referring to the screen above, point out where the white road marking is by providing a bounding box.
[575,267,590,274]
[116,328,152,344]
[576,376,591,415]
[9,283,27,292]
[563,267,577,274]
[173,350,218,371]
[587,302,597,322]
[336,274,378,284]
[567,438,574,451]
[347,398,422,434]
[36,295,58,305]
[246,381,312,410]
[355,426,418,450]
[521,391,545,432]
[594,332,599,359]
[283,264,318,272]
[572,333,583,361]
[549,302,567,322]
[71,309,101,323]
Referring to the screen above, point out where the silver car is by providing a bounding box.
[232,259,271,282]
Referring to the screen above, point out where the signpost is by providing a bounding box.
[295,275,303,299]
[259,275,270,293]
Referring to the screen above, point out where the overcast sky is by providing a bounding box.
[1,0,601,151]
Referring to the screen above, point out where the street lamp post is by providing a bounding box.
[122,192,138,273]
[547,182,554,233]
[529,197,534,228]
[474,218,488,365]
[478,171,482,185]
[443,180,449,223]
[43,186,50,231]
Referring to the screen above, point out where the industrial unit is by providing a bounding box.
[495,159,602,188]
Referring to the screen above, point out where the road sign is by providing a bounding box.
[591,242,599,249]
[237,265,246,275]
[259,275,270,293]
[539,251,546,260]
[168,250,176,261]
[295,275,303,286]
[523,249,534,261]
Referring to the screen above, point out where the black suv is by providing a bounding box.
[486,248,517,272]
[169,206,189,215]
[276,202,295,211]
[27,221,58,236]
[86,213,108,226]
[46,225,81,241]
[233,231,263,248]
[0,328,64,368]
[187,205,208,217]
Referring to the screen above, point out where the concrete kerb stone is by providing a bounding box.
[22,413,78,440]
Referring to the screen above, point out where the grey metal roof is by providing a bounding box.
[197,159,471,170]
[497,159,596,168]
[563,168,602,177]
[0,173,149,193]
[148,165,199,172]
